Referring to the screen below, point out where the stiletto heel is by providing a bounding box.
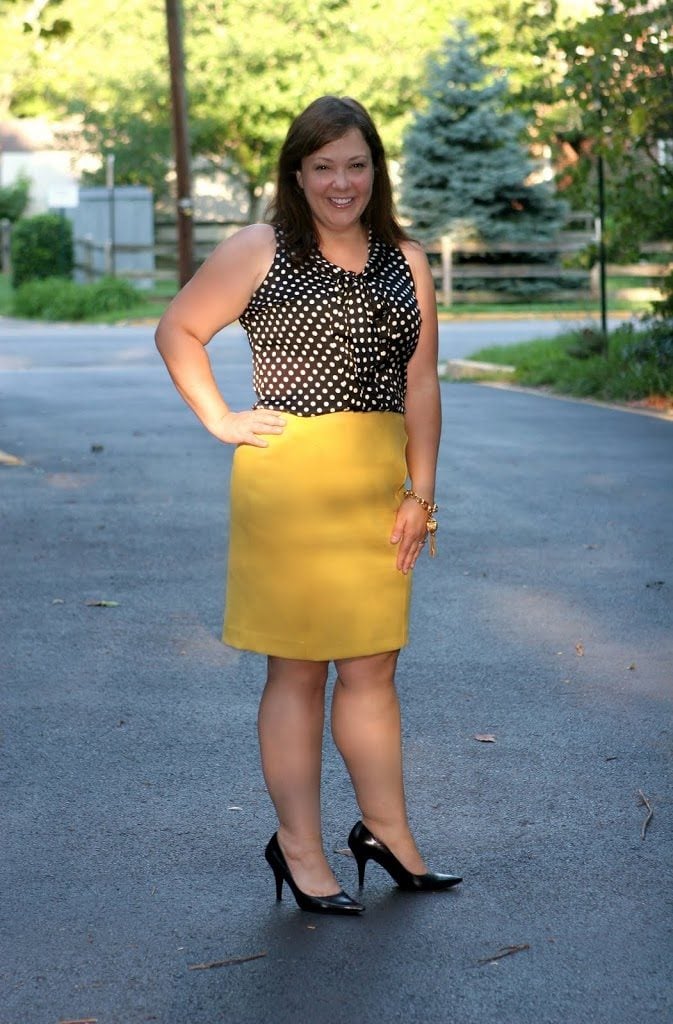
[348,821,462,892]
[264,834,365,915]
[352,849,367,888]
[269,857,284,901]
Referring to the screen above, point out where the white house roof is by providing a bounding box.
[0,118,59,153]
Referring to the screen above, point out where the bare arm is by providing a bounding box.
[390,241,441,573]
[155,223,286,447]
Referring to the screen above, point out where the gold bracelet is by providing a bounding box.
[403,489,438,514]
[403,489,438,557]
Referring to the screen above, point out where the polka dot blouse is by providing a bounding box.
[239,229,422,417]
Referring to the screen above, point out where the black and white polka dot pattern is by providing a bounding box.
[239,230,421,416]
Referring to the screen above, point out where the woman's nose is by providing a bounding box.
[332,168,348,189]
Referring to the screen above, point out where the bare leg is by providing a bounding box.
[258,655,341,896]
[331,650,427,874]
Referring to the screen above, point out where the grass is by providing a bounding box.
[0,273,12,315]
[465,322,673,404]
[0,272,176,323]
[2,272,649,324]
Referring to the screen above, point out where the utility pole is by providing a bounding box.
[165,0,194,287]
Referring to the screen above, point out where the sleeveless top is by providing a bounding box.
[238,229,422,417]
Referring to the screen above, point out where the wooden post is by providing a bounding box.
[0,219,11,276]
[441,234,453,308]
[84,234,94,281]
[165,0,194,288]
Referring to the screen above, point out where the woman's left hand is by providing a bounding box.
[390,499,431,574]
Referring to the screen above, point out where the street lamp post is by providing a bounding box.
[596,153,607,336]
[165,0,194,288]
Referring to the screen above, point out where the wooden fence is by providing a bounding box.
[2,215,671,308]
[428,236,672,307]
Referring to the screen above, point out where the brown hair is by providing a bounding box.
[267,95,409,262]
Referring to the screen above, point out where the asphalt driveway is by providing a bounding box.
[1,321,671,1024]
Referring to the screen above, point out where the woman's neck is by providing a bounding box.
[317,225,369,274]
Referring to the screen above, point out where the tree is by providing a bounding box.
[0,0,569,218]
[400,22,566,243]
[551,0,673,255]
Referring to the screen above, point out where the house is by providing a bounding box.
[0,117,95,214]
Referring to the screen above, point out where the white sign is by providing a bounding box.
[48,184,79,209]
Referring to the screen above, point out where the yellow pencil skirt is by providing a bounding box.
[222,411,411,661]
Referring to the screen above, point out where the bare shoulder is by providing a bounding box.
[213,221,275,264]
[200,221,276,295]
[399,238,430,274]
[399,239,435,302]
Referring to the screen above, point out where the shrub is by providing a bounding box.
[11,213,73,288]
[624,319,673,372]
[12,275,141,320]
[83,276,141,313]
[0,174,31,223]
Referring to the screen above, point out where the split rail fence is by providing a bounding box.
[1,216,671,309]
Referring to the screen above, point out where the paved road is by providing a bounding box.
[0,312,631,367]
[1,321,671,1024]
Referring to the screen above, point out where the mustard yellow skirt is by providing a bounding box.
[222,411,411,661]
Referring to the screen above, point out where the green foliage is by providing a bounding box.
[12,275,141,319]
[0,173,30,222]
[401,22,567,243]
[1,0,562,215]
[551,0,673,256]
[10,213,73,288]
[61,91,173,200]
[470,322,673,401]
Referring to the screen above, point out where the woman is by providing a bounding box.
[155,96,462,915]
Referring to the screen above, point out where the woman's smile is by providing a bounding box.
[297,127,374,234]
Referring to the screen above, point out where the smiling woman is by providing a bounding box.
[155,95,462,918]
[295,130,374,258]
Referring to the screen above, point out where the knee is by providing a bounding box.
[266,657,329,694]
[334,650,399,692]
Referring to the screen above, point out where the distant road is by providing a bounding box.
[0,314,633,372]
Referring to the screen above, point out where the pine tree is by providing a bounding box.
[400,22,566,243]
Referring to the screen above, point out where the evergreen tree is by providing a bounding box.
[401,22,566,243]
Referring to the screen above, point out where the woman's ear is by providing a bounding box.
[295,170,303,190]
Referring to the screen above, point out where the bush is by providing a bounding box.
[11,213,73,288]
[0,174,31,223]
[624,319,673,371]
[12,275,141,320]
[82,276,140,313]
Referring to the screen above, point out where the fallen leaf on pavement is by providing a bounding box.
[474,734,496,743]
[188,951,267,970]
[575,642,585,656]
[638,790,653,840]
[0,449,25,466]
[85,600,119,607]
[477,943,530,966]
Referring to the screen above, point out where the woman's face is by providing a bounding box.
[296,128,374,237]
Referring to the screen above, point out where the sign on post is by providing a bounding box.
[48,185,79,210]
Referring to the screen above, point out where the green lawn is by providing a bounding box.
[0,272,653,325]
[465,322,673,403]
[0,273,12,315]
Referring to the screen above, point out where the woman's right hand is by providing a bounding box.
[208,409,286,447]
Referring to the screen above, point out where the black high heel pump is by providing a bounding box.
[348,821,462,892]
[265,834,364,915]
